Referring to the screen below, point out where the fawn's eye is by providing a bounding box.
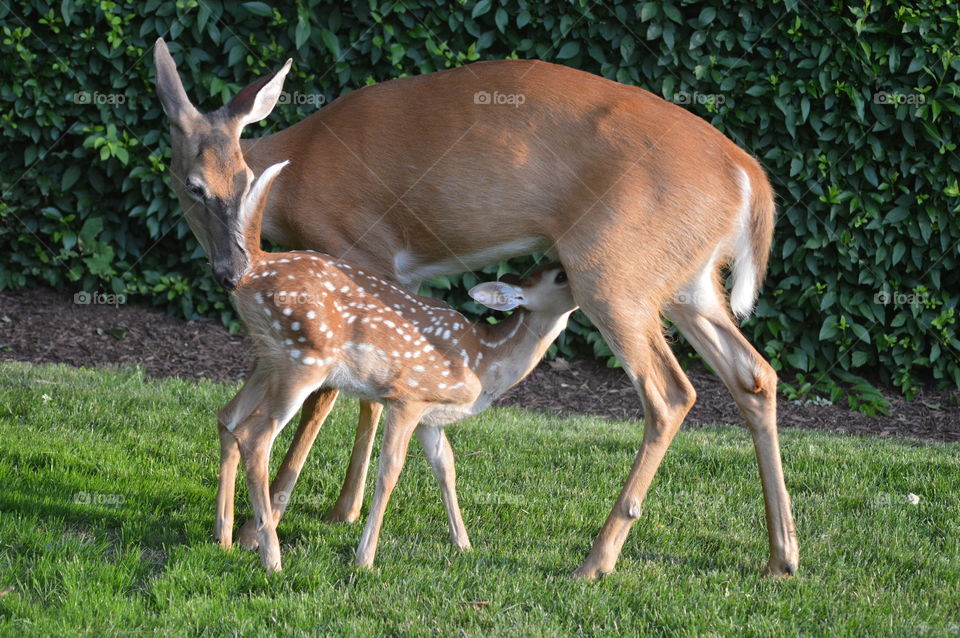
[554,271,567,284]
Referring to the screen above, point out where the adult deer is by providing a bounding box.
[217,159,578,571]
[154,38,798,578]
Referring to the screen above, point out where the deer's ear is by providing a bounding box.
[153,38,200,125]
[468,282,525,311]
[227,59,293,129]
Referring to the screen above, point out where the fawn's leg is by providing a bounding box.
[326,400,384,523]
[215,366,268,549]
[234,373,326,571]
[355,402,425,568]
[237,388,339,549]
[215,424,241,549]
[232,408,283,572]
[416,425,471,551]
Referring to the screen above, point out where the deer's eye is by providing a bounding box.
[185,179,207,200]
[554,271,567,284]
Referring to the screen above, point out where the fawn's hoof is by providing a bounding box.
[324,508,361,524]
[570,562,613,581]
[236,520,260,551]
[762,558,798,578]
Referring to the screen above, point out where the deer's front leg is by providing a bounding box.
[237,388,339,550]
[326,400,383,523]
[355,402,424,568]
[416,425,471,551]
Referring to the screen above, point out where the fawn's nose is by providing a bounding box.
[213,266,239,291]
[216,272,239,290]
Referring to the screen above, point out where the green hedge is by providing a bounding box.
[2,0,958,399]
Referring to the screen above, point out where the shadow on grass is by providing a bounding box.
[1,473,194,551]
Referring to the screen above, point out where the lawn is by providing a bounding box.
[0,361,957,636]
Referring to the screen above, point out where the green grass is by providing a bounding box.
[0,361,957,636]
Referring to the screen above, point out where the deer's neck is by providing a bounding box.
[240,133,280,176]
[471,310,572,408]
[238,132,293,243]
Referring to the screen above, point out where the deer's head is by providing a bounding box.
[153,38,292,290]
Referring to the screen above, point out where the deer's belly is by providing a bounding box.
[392,237,548,287]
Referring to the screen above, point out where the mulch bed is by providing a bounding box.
[1,288,957,442]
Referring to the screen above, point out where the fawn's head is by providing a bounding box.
[468,265,577,317]
[153,38,292,290]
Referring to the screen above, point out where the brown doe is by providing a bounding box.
[154,38,798,578]
[218,159,577,570]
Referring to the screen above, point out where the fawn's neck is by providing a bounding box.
[472,309,572,406]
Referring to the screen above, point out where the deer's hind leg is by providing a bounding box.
[559,258,697,580]
[667,276,798,576]
[571,326,696,579]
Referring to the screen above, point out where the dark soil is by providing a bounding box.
[1,288,957,442]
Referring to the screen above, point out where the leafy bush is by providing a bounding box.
[1,0,958,399]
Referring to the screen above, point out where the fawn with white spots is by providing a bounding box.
[216,161,577,571]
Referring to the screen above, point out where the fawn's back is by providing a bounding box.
[235,251,482,408]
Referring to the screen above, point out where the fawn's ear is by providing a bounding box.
[468,281,525,311]
[239,161,289,224]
